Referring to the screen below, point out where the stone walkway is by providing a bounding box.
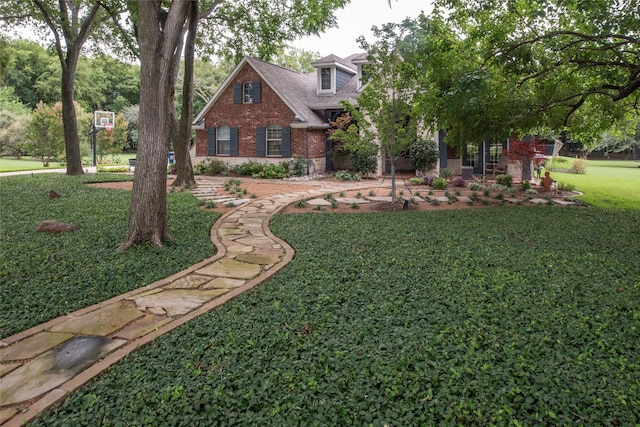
[0,177,373,427]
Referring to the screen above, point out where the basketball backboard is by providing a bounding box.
[94,111,115,129]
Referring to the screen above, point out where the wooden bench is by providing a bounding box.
[128,158,136,170]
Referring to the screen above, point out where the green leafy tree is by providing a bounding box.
[0,40,59,109]
[272,46,320,73]
[0,1,108,175]
[0,38,11,77]
[0,85,29,114]
[0,110,29,157]
[335,22,426,205]
[425,0,640,146]
[121,104,139,151]
[23,101,64,166]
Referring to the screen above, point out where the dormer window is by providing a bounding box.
[320,68,332,91]
[312,55,357,95]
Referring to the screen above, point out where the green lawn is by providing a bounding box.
[0,157,66,172]
[0,153,136,172]
[546,158,640,209]
[28,206,640,426]
[0,174,220,338]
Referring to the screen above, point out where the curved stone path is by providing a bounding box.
[0,178,373,427]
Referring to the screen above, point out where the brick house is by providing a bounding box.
[191,54,368,174]
[191,54,539,179]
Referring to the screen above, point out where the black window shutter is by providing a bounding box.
[282,126,291,157]
[233,83,242,104]
[256,127,266,157]
[207,128,216,155]
[252,82,261,103]
[230,127,239,156]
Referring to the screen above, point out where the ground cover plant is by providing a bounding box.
[31,207,640,425]
[0,174,220,338]
[545,159,639,209]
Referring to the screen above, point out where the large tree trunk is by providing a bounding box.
[171,0,198,189]
[118,0,191,251]
[61,50,84,175]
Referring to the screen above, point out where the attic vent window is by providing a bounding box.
[320,67,332,90]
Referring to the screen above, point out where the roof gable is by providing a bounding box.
[193,54,364,129]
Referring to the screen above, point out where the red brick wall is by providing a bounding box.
[196,63,310,159]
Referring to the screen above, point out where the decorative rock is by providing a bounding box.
[37,220,79,233]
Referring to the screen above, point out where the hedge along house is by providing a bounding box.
[191,54,370,174]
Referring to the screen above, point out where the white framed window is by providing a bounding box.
[243,82,253,103]
[320,67,332,91]
[217,126,231,155]
[266,125,282,156]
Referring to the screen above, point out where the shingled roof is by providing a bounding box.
[193,55,364,129]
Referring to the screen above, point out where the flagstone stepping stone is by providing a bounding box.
[51,301,144,336]
[0,332,73,361]
[336,197,370,204]
[203,277,246,289]
[164,274,211,289]
[455,196,473,203]
[0,362,21,377]
[0,336,125,405]
[197,258,262,279]
[218,227,249,238]
[367,196,393,202]
[307,198,332,206]
[235,249,282,265]
[529,198,551,204]
[226,244,254,255]
[434,196,450,203]
[504,198,523,203]
[235,236,275,249]
[114,314,173,340]
[133,289,229,317]
[553,199,577,205]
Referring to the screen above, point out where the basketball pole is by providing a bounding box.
[92,122,97,167]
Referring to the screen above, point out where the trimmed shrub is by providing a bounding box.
[233,161,264,176]
[432,177,448,189]
[495,174,513,187]
[350,149,377,176]
[410,139,439,173]
[571,159,587,174]
[257,163,289,179]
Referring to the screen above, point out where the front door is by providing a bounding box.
[463,143,484,174]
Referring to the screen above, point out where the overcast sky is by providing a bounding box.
[295,0,433,58]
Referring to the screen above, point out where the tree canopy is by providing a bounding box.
[413,0,640,146]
